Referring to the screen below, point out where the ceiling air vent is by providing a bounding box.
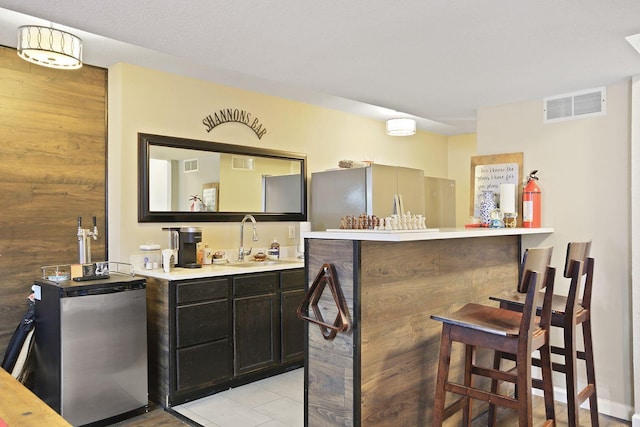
[232,156,255,171]
[544,87,606,123]
[183,158,199,173]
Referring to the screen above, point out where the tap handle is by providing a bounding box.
[77,216,82,228]
[93,216,97,227]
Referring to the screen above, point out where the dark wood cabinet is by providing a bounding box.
[176,340,229,391]
[280,269,305,362]
[176,299,228,347]
[146,267,305,407]
[232,272,279,376]
[173,278,231,398]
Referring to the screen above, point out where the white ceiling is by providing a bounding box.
[1,1,640,135]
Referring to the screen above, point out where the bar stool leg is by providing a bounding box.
[462,344,474,427]
[583,318,599,426]
[539,343,556,422]
[516,346,534,427]
[488,351,503,427]
[564,321,579,426]
[433,324,453,427]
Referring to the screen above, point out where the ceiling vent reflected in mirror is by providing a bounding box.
[183,158,199,173]
[544,87,606,123]
[232,156,255,170]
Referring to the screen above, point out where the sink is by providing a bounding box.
[226,259,299,268]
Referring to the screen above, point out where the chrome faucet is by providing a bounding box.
[238,214,258,261]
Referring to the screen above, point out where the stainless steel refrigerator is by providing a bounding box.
[263,174,302,212]
[33,275,148,426]
[424,176,456,228]
[311,164,425,230]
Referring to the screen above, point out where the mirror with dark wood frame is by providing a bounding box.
[138,133,307,222]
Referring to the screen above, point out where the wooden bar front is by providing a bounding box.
[304,234,520,426]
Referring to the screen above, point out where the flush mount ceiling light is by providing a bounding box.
[17,25,83,70]
[386,118,416,136]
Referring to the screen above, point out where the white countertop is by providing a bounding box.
[134,258,304,281]
[302,227,554,242]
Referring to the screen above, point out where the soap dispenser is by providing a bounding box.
[268,238,280,259]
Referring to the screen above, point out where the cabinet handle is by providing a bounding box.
[296,263,350,340]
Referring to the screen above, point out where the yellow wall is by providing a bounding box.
[447,133,477,226]
[219,154,295,211]
[107,63,459,260]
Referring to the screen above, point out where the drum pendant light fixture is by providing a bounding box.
[17,25,83,70]
[386,118,416,136]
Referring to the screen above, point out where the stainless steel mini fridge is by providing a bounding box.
[33,275,148,426]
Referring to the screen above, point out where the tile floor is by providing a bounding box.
[172,368,303,427]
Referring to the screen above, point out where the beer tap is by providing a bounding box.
[77,216,99,264]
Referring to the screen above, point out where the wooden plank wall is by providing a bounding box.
[359,236,518,426]
[145,277,170,406]
[0,46,107,361]
[306,239,357,426]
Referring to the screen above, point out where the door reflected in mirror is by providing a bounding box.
[139,133,307,222]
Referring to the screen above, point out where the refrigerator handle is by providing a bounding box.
[393,194,405,216]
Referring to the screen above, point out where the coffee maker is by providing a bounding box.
[178,226,202,268]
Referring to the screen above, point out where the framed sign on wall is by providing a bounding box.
[202,182,219,212]
[470,152,523,227]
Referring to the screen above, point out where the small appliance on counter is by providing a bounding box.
[178,226,202,268]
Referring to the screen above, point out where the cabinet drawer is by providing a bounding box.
[176,278,228,304]
[177,300,229,347]
[281,268,304,290]
[176,340,231,391]
[233,272,277,297]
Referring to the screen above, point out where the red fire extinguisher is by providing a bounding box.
[523,170,541,228]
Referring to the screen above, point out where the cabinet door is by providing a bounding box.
[176,340,231,391]
[233,293,278,376]
[281,289,305,362]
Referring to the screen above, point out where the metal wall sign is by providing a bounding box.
[202,108,267,139]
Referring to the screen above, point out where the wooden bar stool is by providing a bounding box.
[517,247,554,293]
[490,241,598,426]
[431,264,556,427]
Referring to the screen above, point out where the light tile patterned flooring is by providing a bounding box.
[121,365,630,427]
[173,368,303,427]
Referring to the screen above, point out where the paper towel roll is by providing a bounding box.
[299,222,311,253]
[499,184,516,214]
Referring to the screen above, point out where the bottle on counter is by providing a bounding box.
[203,244,212,264]
[197,242,205,265]
[268,238,280,259]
